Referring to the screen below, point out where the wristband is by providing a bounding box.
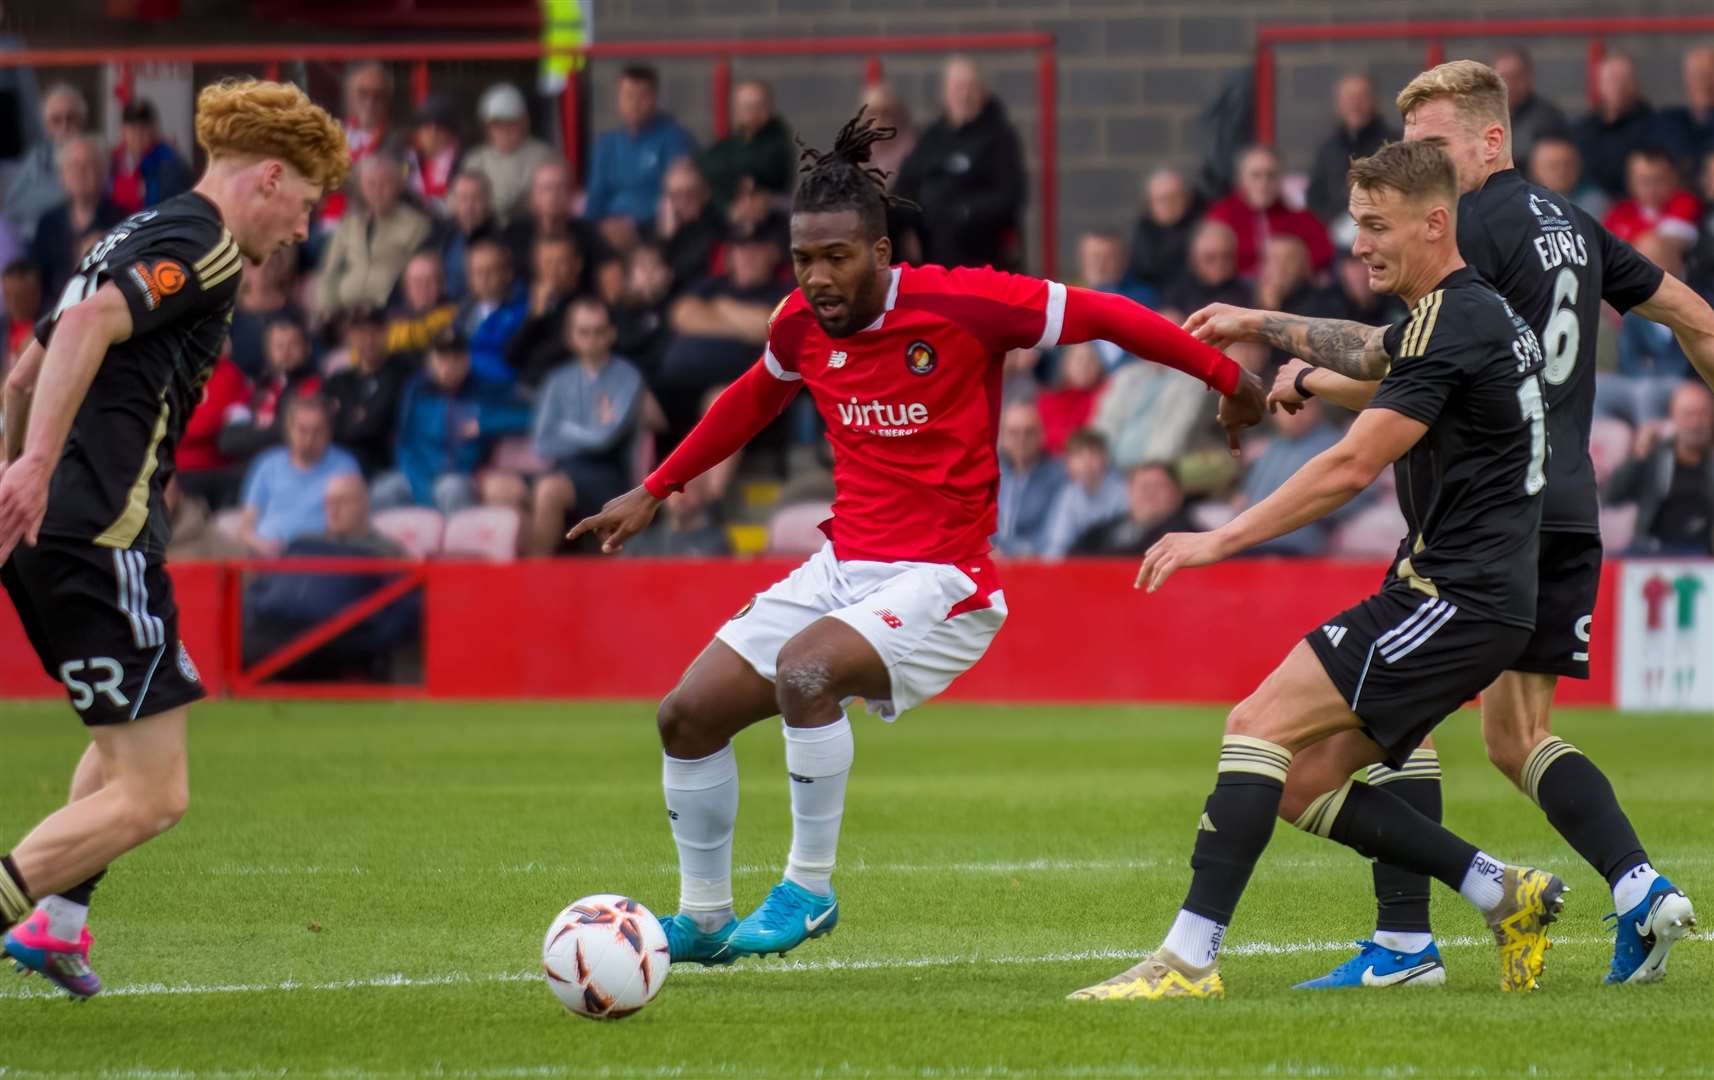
[1293,367,1316,400]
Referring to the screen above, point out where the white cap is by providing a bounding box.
[479,83,528,123]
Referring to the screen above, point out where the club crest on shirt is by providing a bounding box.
[177,644,200,684]
[730,596,756,621]
[904,340,937,376]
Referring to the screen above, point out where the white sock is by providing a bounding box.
[1613,862,1661,914]
[1373,930,1434,954]
[1458,851,1507,913]
[37,895,88,941]
[661,745,738,932]
[1161,908,1224,969]
[781,715,853,897]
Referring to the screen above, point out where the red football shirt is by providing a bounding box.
[763,264,1064,564]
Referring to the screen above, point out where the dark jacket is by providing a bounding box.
[1306,114,1396,223]
[1607,440,1714,555]
[324,356,416,476]
[698,116,795,205]
[894,97,1027,269]
[1574,102,1662,197]
[661,202,726,292]
[1128,201,1203,293]
[30,196,126,300]
[1510,93,1570,174]
[1070,507,1199,557]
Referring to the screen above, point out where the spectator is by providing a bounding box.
[1091,354,1212,471]
[1528,134,1609,219]
[698,79,794,206]
[1069,462,1198,556]
[439,170,500,302]
[458,238,529,385]
[1160,220,1248,319]
[315,149,433,317]
[992,400,1064,557]
[1306,74,1397,225]
[219,317,322,462]
[1128,168,1203,295]
[526,298,646,556]
[1575,54,1661,198]
[460,82,554,226]
[1,258,41,364]
[1688,151,1714,294]
[1040,427,1128,560]
[658,222,787,408]
[860,83,917,186]
[656,156,725,292]
[1604,146,1700,247]
[108,99,191,216]
[1661,46,1714,174]
[1233,396,1345,555]
[325,308,415,476]
[508,234,588,391]
[614,241,676,382]
[1601,232,1702,426]
[312,473,406,554]
[1495,47,1569,172]
[895,55,1028,270]
[30,134,124,300]
[1256,235,1345,369]
[623,481,732,558]
[230,249,304,381]
[3,82,85,244]
[319,60,396,230]
[585,64,697,250]
[1607,382,1714,555]
[373,330,532,515]
[1332,252,1405,325]
[237,394,361,556]
[174,353,252,511]
[502,159,591,286]
[724,175,792,258]
[384,250,457,359]
[406,93,462,214]
[1038,343,1108,454]
[1205,145,1334,278]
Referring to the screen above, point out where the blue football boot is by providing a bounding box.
[726,880,838,959]
[1294,939,1447,989]
[660,913,738,966]
[1605,876,1696,985]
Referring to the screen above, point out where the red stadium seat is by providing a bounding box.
[443,507,521,563]
[373,507,446,559]
[490,436,551,477]
[1331,502,1408,558]
[1599,503,1638,553]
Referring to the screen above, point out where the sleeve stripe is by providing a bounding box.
[762,345,801,382]
[1400,290,1444,358]
[193,231,236,273]
[1033,280,1067,350]
[201,252,243,290]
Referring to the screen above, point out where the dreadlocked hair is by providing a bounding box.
[793,107,917,241]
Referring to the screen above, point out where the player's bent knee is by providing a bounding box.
[656,691,701,752]
[1485,729,1538,787]
[774,643,838,714]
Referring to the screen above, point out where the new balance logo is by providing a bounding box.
[827,350,848,368]
[1322,625,1348,648]
[875,609,903,629]
[1198,813,1217,833]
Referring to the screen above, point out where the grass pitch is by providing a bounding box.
[0,699,1709,1078]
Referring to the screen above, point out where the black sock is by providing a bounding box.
[1365,749,1441,935]
[1322,781,1479,892]
[0,854,33,929]
[1524,738,1647,887]
[1182,736,1292,924]
[59,870,107,908]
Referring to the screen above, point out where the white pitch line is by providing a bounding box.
[2,934,1701,1002]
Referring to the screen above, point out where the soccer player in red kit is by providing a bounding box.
[571,111,1267,964]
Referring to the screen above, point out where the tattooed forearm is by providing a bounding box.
[1255,314,1391,380]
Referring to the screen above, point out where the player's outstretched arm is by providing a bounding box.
[1268,357,1380,414]
[1184,303,1391,381]
[2,338,46,465]
[0,284,133,563]
[1631,273,1714,391]
[566,355,799,554]
[1136,407,1425,593]
[1058,287,1267,451]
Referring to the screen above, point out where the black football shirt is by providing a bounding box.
[33,192,243,556]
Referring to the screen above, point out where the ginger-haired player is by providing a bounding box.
[0,79,346,998]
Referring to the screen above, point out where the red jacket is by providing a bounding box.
[1204,194,1335,277]
[177,356,252,473]
[1603,191,1701,246]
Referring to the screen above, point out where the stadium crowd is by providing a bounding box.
[2,46,1712,563]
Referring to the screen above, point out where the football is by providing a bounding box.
[541,894,672,1020]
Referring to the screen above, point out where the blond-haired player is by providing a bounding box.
[1189,59,1707,989]
[0,79,347,998]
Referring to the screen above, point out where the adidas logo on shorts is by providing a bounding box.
[1322,625,1348,648]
